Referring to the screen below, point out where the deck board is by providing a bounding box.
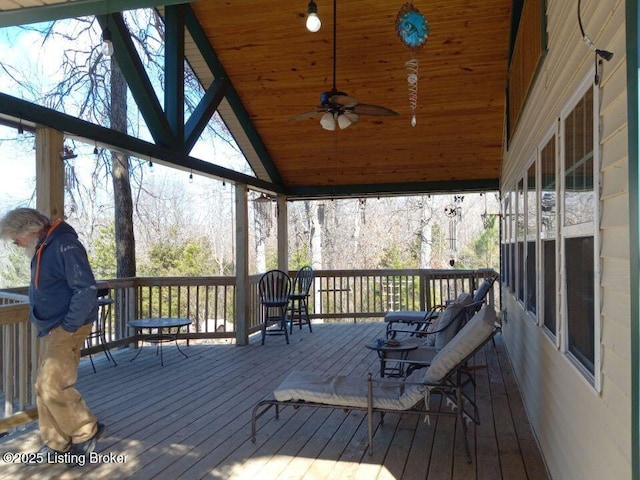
[0,322,548,480]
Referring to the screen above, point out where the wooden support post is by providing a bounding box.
[277,195,288,272]
[35,128,65,220]
[235,184,249,345]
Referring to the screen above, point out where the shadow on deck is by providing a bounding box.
[0,322,548,480]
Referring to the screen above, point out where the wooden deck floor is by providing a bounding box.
[0,322,549,480]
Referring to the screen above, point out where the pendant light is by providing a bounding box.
[306,1,321,32]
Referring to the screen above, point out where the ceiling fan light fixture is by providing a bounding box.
[320,112,336,130]
[306,0,321,32]
[337,113,352,129]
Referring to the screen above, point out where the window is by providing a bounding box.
[526,161,537,314]
[501,190,515,291]
[540,133,557,335]
[500,73,598,386]
[565,236,595,372]
[561,81,598,382]
[564,88,595,226]
[501,196,510,287]
[516,178,525,302]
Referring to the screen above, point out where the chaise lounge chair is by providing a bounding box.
[385,292,474,340]
[379,297,488,375]
[384,272,499,339]
[250,305,499,463]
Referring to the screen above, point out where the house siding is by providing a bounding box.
[500,1,630,479]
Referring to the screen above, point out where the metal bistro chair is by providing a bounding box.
[85,288,118,373]
[288,266,314,334]
[259,269,292,345]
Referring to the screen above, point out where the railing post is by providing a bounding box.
[30,324,38,406]
[420,271,428,311]
[18,321,28,411]
[116,284,138,347]
[3,323,14,419]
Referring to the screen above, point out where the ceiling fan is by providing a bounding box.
[293,0,398,130]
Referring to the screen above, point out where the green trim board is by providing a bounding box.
[284,178,499,200]
[0,0,197,28]
[0,91,280,194]
[626,2,640,479]
[185,77,228,153]
[164,5,186,146]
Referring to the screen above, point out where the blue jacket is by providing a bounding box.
[28,220,98,337]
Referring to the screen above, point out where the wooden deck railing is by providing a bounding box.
[0,292,38,432]
[0,268,497,431]
[312,268,495,321]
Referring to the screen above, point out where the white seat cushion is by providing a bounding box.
[274,370,425,410]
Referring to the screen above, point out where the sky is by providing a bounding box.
[0,128,36,209]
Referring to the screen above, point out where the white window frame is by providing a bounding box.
[501,184,518,292]
[506,188,515,292]
[537,123,561,348]
[559,70,601,391]
[524,153,537,319]
[500,193,509,288]
[516,177,525,304]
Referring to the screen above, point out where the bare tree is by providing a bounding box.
[110,60,136,277]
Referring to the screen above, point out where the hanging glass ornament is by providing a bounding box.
[396,2,429,127]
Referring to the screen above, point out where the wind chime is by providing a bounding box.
[62,145,79,216]
[444,195,464,266]
[480,192,501,229]
[395,2,429,127]
[253,192,273,232]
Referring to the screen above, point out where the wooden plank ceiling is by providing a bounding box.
[0,0,512,198]
[189,0,512,196]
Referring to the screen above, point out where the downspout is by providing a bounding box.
[626,2,640,479]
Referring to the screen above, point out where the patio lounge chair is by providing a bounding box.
[384,272,499,339]
[251,305,499,463]
[379,298,487,375]
[385,292,473,340]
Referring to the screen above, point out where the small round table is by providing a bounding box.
[365,340,419,377]
[128,318,191,366]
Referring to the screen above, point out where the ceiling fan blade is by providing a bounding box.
[291,109,324,121]
[329,94,358,108]
[351,103,399,116]
[342,111,360,124]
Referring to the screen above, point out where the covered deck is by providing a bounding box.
[1,321,547,479]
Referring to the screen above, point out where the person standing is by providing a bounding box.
[0,208,104,465]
